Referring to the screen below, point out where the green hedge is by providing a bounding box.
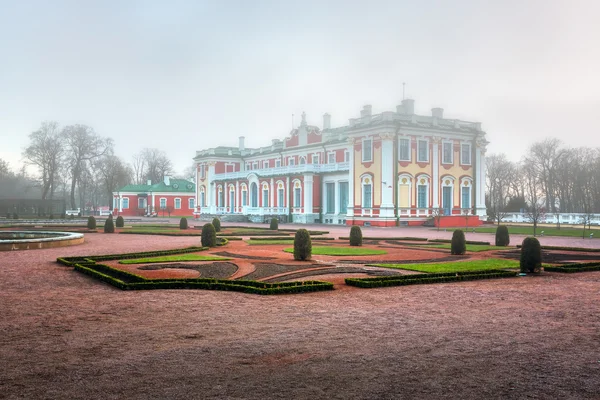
[428,238,491,245]
[73,263,333,295]
[247,236,335,241]
[118,230,202,236]
[338,236,428,241]
[516,244,600,253]
[345,269,516,289]
[57,246,206,265]
[544,262,600,273]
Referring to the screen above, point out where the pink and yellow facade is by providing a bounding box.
[193,99,488,226]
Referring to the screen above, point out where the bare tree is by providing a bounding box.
[22,121,64,200]
[521,161,545,237]
[528,138,566,213]
[486,153,514,224]
[62,125,113,209]
[133,148,174,185]
[430,207,443,231]
[131,152,147,185]
[96,155,132,209]
[0,158,12,179]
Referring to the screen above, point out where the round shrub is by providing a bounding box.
[269,217,279,230]
[520,237,542,273]
[293,229,312,261]
[212,217,221,232]
[179,217,188,230]
[87,216,97,229]
[495,225,510,246]
[48,214,54,220]
[12,213,18,219]
[349,225,363,246]
[451,229,466,255]
[104,216,115,233]
[201,223,217,247]
[116,215,125,228]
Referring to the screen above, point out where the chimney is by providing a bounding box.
[239,136,245,151]
[432,108,444,119]
[323,113,331,130]
[147,179,151,186]
[164,176,170,186]
[401,99,415,115]
[396,105,406,114]
[360,105,372,118]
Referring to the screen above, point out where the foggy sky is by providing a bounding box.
[1,0,599,177]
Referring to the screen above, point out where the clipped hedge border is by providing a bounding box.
[58,244,333,295]
[428,238,491,245]
[74,263,333,295]
[338,236,428,241]
[516,244,600,253]
[544,261,600,273]
[119,230,201,236]
[248,236,336,241]
[346,269,516,289]
[57,246,207,265]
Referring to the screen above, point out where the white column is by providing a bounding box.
[151,192,155,213]
[346,139,355,218]
[334,181,340,215]
[432,139,440,209]
[474,146,487,218]
[380,134,394,218]
[304,173,313,216]
[119,194,123,212]
[270,178,274,210]
[235,181,240,213]
[207,163,215,213]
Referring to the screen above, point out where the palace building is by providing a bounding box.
[193,99,488,227]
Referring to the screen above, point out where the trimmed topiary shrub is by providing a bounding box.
[520,237,542,273]
[179,217,188,230]
[116,215,125,228]
[495,225,510,246]
[451,229,466,255]
[87,216,97,229]
[349,225,363,246]
[12,213,18,219]
[48,214,54,219]
[104,216,115,233]
[293,229,312,261]
[270,218,279,230]
[212,217,221,232]
[201,223,217,247]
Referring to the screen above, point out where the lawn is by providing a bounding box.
[425,244,511,252]
[371,258,520,273]
[119,254,232,264]
[455,225,600,238]
[283,246,387,256]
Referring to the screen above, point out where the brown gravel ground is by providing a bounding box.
[1,228,600,399]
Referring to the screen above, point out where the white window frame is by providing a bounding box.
[461,143,472,165]
[174,198,181,209]
[122,197,129,209]
[262,160,269,169]
[288,157,295,166]
[327,152,336,164]
[293,180,302,207]
[275,159,281,168]
[245,162,251,170]
[442,141,453,164]
[252,161,259,170]
[188,198,195,209]
[312,153,320,165]
[299,156,306,165]
[344,150,350,162]
[138,197,146,209]
[417,139,429,162]
[200,186,206,207]
[159,198,167,210]
[362,138,373,163]
[361,175,373,209]
[398,137,411,161]
[199,164,206,179]
[241,184,248,206]
[262,183,269,207]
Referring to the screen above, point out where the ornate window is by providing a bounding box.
[362,138,373,162]
[415,175,430,209]
[293,180,302,207]
[174,198,181,209]
[417,139,429,162]
[442,141,453,164]
[399,138,410,161]
[361,175,373,209]
[461,143,471,165]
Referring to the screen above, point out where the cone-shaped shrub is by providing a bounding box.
[116,215,124,228]
[451,229,466,255]
[349,225,363,246]
[201,223,217,247]
[212,217,221,232]
[104,216,115,233]
[270,218,279,230]
[87,216,97,229]
[179,217,188,230]
[293,229,312,261]
[495,225,510,246]
[520,237,542,273]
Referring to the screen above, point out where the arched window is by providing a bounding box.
[415,175,430,209]
[397,174,413,211]
[460,177,472,210]
[361,175,373,209]
[276,181,285,207]
[217,185,224,207]
[228,184,235,212]
[200,186,206,207]
[241,183,248,207]
[299,156,306,165]
[293,180,302,207]
[441,176,455,215]
[250,183,258,207]
[261,182,269,207]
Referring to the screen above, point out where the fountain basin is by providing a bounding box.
[0,231,84,251]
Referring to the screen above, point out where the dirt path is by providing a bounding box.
[1,229,599,399]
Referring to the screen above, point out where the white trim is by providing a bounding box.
[360,174,373,210]
[362,138,373,162]
[417,138,429,162]
[327,151,336,164]
[442,140,453,164]
[461,142,472,165]
[174,197,181,209]
[398,137,411,161]
[122,197,129,209]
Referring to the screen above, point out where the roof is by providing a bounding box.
[116,178,195,194]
